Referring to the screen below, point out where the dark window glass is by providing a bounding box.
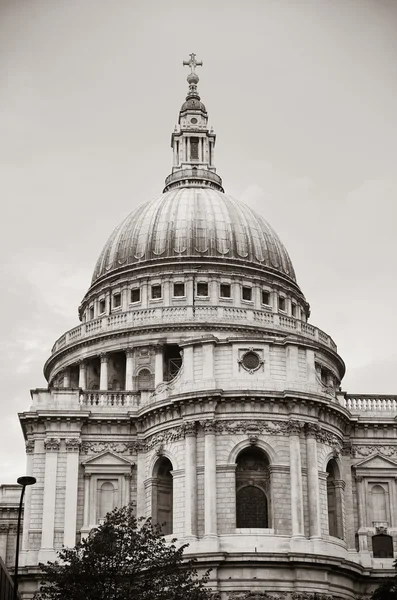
[291,303,297,317]
[220,284,231,298]
[373,534,393,558]
[89,306,94,319]
[173,283,185,297]
[99,299,106,314]
[197,282,208,297]
[113,293,121,308]
[190,137,199,160]
[151,285,162,299]
[262,291,270,305]
[131,288,140,303]
[279,296,286,311]
[154,458,173,535]
[236,486,268,528]
[242,286,252,301]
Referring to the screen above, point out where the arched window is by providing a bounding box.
[137,368,153,391]
[99,481,115,520]
[373,534,393,558]
[371,485,387,523]
[153,457,173,535]
[235,447,270,528]
[326,459,343,539]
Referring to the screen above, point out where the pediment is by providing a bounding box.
[82,451,132,467]
[354,453,397,470]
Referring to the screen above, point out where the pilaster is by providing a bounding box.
[288,420,304,537]
[64,438,81,548]
[39,437,60,561]
[184,422,197,538]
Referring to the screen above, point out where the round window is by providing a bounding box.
[242,351,261,371]
[190,117,198,124]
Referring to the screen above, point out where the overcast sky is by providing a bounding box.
[1,0,396,484]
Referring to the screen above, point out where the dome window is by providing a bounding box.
[99,299,106,314]
[291,303,297,317]
[262,291,270,306]
[173,283,185,297]
[278,296,286,312]
[131,288,140,303]
[242,286,252,302]
[220,283,231,299]
[197,282,208,297]
[151,284,162,300]
[190,137,199,160]
[89,306,94,320]
[112,293,121,309]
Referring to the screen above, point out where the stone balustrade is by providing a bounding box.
[343,395,397,413]
[51,306,337,354]
[79,391,141,409]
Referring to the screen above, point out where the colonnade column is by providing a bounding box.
[202,421,217,542]
[63,369,70,388]
[288,420,304,537]
[154,345,163,387]
[21,439,35,553]
[305,424,321,539]
[184,423,197,538]
[99,353,108,390]
[39,437,60,560]
[78,360,87,389]
[125,348,135,391]
[64,438,81,547]
[355,475,368,551]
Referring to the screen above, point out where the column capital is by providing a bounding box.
[124,472,132,479]
[44,437,61,452]
[125,347,135,358]
[77,359,87,368]
[65,438,81,452]
[183,421,197,437]
[201,420,217,435]
[305,423,320,439]
[0,523,10,533]
[99,352,109,363]
[287,420,304,436]
[355,475,364,484]
[129,440,146,453]
[84,473,92,480]
[25,439,35,454]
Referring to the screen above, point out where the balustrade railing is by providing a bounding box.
[343,395,397,412]
[79,391,141,409]
[52,305,337,353]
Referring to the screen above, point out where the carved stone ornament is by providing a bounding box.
[129,440,146,454]
[0,523,10,533]
[248,434,258,445]
[287,420,304,436]
[155,443,163,457]
[351,445,397,458]
[183,421,197,437]
[217,420,290,437]
[200,420,217,435]
[145,426,185,451]
[238,349,264,374]
[25,439,35,454]
[81,441,134,454]
[305,423,320,438]
[44,437,61,452]
[65,438,81,452]
[375,523,388,534]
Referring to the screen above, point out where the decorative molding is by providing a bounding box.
[0,524,10,533]
[200,420,217,435]
[129,440,146,453]
[238,348,264,374]
[287,420,304,436]
[81,441,133,454]
[183,421,197,437]
[44,437,61,452]
[248,434,258,445]
[65,438,81,452]
[352,445,397,458]
[145,426,185,451]
[305,423,320,438]
[217,420,290,436]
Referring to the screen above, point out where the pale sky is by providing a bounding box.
[1,0,396,484]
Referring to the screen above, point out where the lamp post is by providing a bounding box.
[13,475,36,600]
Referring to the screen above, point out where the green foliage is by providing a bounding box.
[34,504,212,600]
[371,559,397,600]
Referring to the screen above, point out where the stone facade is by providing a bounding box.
[2,56,395,599]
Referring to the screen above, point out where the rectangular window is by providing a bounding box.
[197,282,208,297]
[151,284,162,299]
[279,296,286,312]
[242,286,252,301]
[173,283,185,297]
[89,306,94,319]
[190,137,199,160]
[99,299,106,314]
[220,283,231,298]
[131,288,140,303]
[262,290,270,305]
[291,303,297,317]
[113,293,121,308]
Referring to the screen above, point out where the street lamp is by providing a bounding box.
[13,476,36,600]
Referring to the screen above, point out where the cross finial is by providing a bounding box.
[183,53,203,75]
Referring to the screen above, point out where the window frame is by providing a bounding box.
[151,284,162,300]
[130,287,141,304]
[173,282,185,298]
[220,283,232,299]
[241,286,253,302]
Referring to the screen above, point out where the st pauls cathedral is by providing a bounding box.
[1,55,396,599]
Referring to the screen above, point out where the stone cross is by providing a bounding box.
[183,53,203,74]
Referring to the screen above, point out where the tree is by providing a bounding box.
[371,559,397,600]
[34,504,212,600]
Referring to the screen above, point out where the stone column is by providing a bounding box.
[22,440,35,552]
[202,421,217,538]
[271,291,278,313]
[288,420,304,537]
[0,524,9,561]
[305,424,321,539]
[135,442,146,518]
[182,346,194,382]
[99,353,109,390]
[154,345,163,387]
[184,423,197,538]
[78,360,87,389]
[355,475,368,551]
[63,369,70,388]
[125,348,135,391]
[63,438,80,547]
[39,438,60,558]
[334,480,346,540]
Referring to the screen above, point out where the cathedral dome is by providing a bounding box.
[91,187,296,283]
